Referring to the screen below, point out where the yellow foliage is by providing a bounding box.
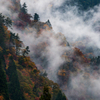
[6,49,10,52]
[3,25,8,31]
[14,60,18,64]
[43,24,51,30]
[64,44,67,46]
[58,69,66,76]
[3,25,10,34]
[3,25,11,40]
[8,53,12,57]
[0,46,3,52]
[10,47,16,55]
[7,30,10,34]
[24,57,36,68]
[6,65,9,70]
[15,39,22,47]
[0,95,4,100]
[48,86,52,94]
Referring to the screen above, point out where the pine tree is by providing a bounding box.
[34,13,40,22]
[7,56,25,100]
[0,13,12,51]
[23,46,30,56]
[0,13,12,28]
[19,3,32,24]
[15,34,21,55]
[39,86,51,100]
[0,60,10,100]
[55,90,67,100]
[9,32,15,45]
[21,3,27,14]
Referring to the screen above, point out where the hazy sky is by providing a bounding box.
[20,0,100,49]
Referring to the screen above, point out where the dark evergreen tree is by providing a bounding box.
[15,33,20,41]
[19,3,32,24]
[34,13,40,21]
[5,17,12,28]
[0,13,12,28]
[23,46,30,56]
[39,86,51,100]
[9,32,15,45]
[0,21,10,99]
[15,34,21,55]
[55,90,67,100]
[0,13,12,51]
[7,56,25,100]
[40,71,48,77]
[0,60,10,100]
[33,84,39,97]
[20,3,27,14]
[0,21,6,50]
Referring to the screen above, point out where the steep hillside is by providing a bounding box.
[1,0,100,100]
[0,13,68,100]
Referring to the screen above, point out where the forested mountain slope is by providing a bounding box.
[1,0,100,100]
[0,11,67,100]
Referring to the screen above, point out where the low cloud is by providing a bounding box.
[19,0,100,99]
[66,71,100,100]
[1,0,100,99]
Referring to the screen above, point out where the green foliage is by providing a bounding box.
[40,71,48,77]
[0,60,9,100]
[15,34,21,55]
[0,16,6,50]
[7,56,25,100]
[18,56,25,67]
[16,63,24,70]
[34,13,40,21]
[23,46,30,56]
[0,14,12,55]
[17,69,35,100]
[9,32,22,55]
[15,33,20,41]
[0,26,5,50]
[0,13,12,27]
[39,86,51,100]
[9,32,15,44]
[0,12,67,100]
[55,90,67,100]
[21,82,33,95]
[21,3,27,14]
[33,85,40,97]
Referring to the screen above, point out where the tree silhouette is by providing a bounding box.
[39,86,51,100]
[23,46,30,56]
[19,3,32,24]
[21,3,27,14]
[0,60,9,100]
[7,56,25,100]
[34,13,40,22]
[0,13,12,28]
[55,90,67,100]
